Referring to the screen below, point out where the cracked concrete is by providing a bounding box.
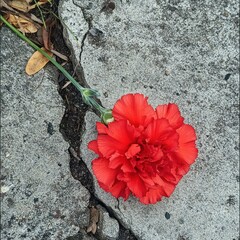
[58,0,89,70]
[1,27,92,240]
[1,21,130,240]
[59,0,239,239]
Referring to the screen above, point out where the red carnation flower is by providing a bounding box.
[88,93,198,204]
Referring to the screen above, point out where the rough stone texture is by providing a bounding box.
[97,206,119,240]
[1,27,91,239]
[59,0,239,239]
[58,0,88,66]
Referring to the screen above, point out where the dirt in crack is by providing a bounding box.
[50,20,94,194]
[51,11,137,240]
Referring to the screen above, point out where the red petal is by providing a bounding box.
[144,119,172,143]
[156,103,184,129]
[175,124,198,164]
[113,93,155,127]
[109,155,125,169]
[139,175,155,186]
[108,153,136,173]
[92,158,118,187]
[125,144,141,159]
[106,120,138,144]
[97,120,138,157]
[121,159,136,173]
[96,122,108,134]
[97,135,121,157]
[177,165,189,176]
[126,173,147,197]
[97,121,137,157]
[109,181,130,200]
[162,182,175,197]
[152,174,175,196]
[88,140,101,155]
[144,119,178,151]
[140,187,165,204]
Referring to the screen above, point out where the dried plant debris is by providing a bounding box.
[7,0,48,13]
[87,206,100,234]
[25,47,53,75]
[6,13,38,33]
[1,0,68,75]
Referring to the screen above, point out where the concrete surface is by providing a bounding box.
[1,27,91,239]
[97,205,119,240]
[59,0,239,239]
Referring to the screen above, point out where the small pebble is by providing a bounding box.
[165,212,171,220]
[1,185,11,193]
[165,69,171,76]
[224,73,231,81]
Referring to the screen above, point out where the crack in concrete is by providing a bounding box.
[58,2,138,239]
[69,148,138,240]
[78,6,93,63]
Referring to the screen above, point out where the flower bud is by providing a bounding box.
[101,109,114,124]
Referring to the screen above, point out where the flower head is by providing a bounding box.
[88,93,198,204]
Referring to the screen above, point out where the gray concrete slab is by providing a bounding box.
[1,27,90,239]
[59,0,239,239]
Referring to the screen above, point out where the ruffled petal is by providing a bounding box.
[108,154,136,172]
[97,121,137,157]
[156,103,184,129]
[88,140,101,155]
[109,155,125,169]
[140,187,165,204]
[175,124,198,164]
[113,93,155,127]
[97,135,124,157]
[139,175,155,186]
[92,158,118,187]
[109,181,130,200]
[96,122,108,134]
[144,119,179,151]
[121,159,136,173]
[125,144,141,159]
[176,164,190,175]
[126,173,147,197]
[152,174,175,196]
[144,119,172,143]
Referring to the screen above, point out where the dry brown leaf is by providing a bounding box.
[42,26,50,49]
[86,206,99,234]
[51,49,68,61]
[0,0,18,12]
[8,0,29,12]
[25,47,53,75]
[8,0,47,12]
[25,0,33,4]
[7,14,38,33]
[29,13,43,24]
[41,17,56,50]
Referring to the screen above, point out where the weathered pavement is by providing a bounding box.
[59,0,239,240]
[1,28,92,239]
[1,0,239,239]
[1,26,122,240]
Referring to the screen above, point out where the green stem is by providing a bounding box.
[32,0,46,29]
[0,15,113,124]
